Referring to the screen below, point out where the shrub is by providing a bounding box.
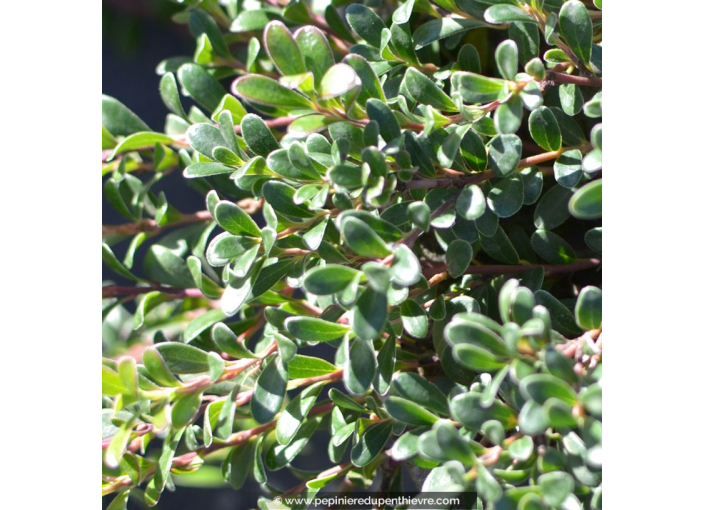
[102,0,602,508]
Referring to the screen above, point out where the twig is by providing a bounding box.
[545,72,602,88]
[102,285,204,299]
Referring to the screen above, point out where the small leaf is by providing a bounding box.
[452,72,507,104]
[569,179,602,219]
[285,317,350,342]
[346,4,386,47]
[171,392,202,429]
[400,300,429,339]
[102,95,150,137]
[294,26,335,86]
[366,98,402,143]
[241,114,280,156]
[575,285,602,330]
[392,373,448,416]
[344,338,378,395]
[251,357,289,423]
[413,18,487,50]
[559,0,593,65]
[534,185,573,230]
[341,216,392,258]
[488,134,522,177]
[385,396,439,426]
[319,63,361,100]
[446,239,473,278]
[519,374,578,405]
[351,287,389,341]
[487,177,524,218]
[264,21,306,76]
[262,181,316,218]
[559,84,584,116]
[456,184,487,220]
[178,63,226,112]
[484,5,537,24]
[554,149,583,188]
[155,343,210,374]
[303,265,360,295]
[288,355,339,379]
[530,229,577,264]
[214,201,261,237]
[450,393,517,430]
[404,67,457,112]
[389,245,422,287]
[111,132,174,158]
[495,40,518,80]
[232,75,314,111]
[277,382,324,445]
[529,107,562,151]
[350,421,394,467]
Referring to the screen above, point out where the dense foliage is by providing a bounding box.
[102,0,602,508]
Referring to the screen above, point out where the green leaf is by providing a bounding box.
[520,374,578,405]
[144,245,194,288]
[142,347,181,387]
[385,396,439,426]
[178,64,226,112]
[480,225,520,264]
[484,5,537,24]
[186,122,228,159]
[329,387,366,412]
[445,319,508,356]
[390,245,422,287]
[343,54,386,104]
[241,114,280,156]
[453,343,507,371]
[530,229,577,264]
[233,75,314,111]
[488,134,522,177]
[252,258,297,298]
[111,131,175,158]
[183,162,234,178]
[263,181,316,218]
[252,357,289,423]
[341,216,392,258]
[302,265,360,295]
[366,98,402,143]
[184,309,228,343]
[534,185,573,230]
[171,392,202,429]
[351,287,389,341]
[450,393,517,430]
[206,232,258,266]
[155,342,210,374]
[345,338,378,394]
[288,355,339,379]
[494,95,524,135]
[575,285,602,330]
[285,317,350,342]
[559,84,584,116]
[103,366,129,396]
[264,21,306,76]
[214,201,261,237]
[103,244,144,283]
[487,177,524,218]
[456,184,487,220]
[102,95,150,137]
[569,179,602,219]
[295,26,335,86]
[413,18,487,50]
[554,149,583,188]
[495,40,518,80]
[346,4,386,48]
[559,0,593,66]
[404,67,457,112]
[529,107,562,151]
[212,323,259,359]
[446,239,473,278]
[277,382,324,445]
[452,71,507,104]
[351,421,394,467]
[319,63,361,101]
[374,335,396,395]
[539,472,575,508]
[392,373,448,416]
[400,300,429,339]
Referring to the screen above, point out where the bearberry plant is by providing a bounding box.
[102,0,602,508]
